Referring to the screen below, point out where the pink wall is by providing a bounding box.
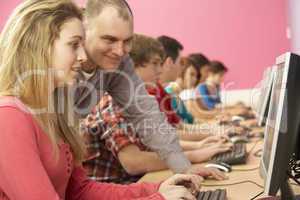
[1,0,290,89]
[126,0,290,89]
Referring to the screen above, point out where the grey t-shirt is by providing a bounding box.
[74,55,191,173]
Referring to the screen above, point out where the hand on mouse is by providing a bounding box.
[204,135,229,144]
[203,141,233,158]
[207,141,233,154]
[186,166,227,181]
[224,126,245,136]
[197,135,229,149]
[186,141,233,163]
[159,174,203,200]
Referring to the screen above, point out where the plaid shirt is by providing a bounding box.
[81,94,148,184]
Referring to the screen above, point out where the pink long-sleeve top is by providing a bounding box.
[0,97,164,200]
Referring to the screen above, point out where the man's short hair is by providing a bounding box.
[86,0,133,20]
[188,53,210,69]
[208,60,228,74]
[157,35,183,62]
[130,34,165,68]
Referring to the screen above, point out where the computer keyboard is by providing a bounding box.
[197,189,227,200]
[212,143,247,165]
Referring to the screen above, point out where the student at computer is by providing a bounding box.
[165,57,193,95]
[164,57,203,123]
[177,54,231,121]
[156,39,240,131]
[152,37,193,124]
[182,63,251,121]
[133,34,224,137]
[0,1,203,199]
[179,54,210,102]
[155,36,211,126]
[155,35,247,137]
[178,57,200,92]
[174,56,215,122]
[131,34,232,146]
[196,61,227,110]
[188,53,211,84]
[195,61,254,118]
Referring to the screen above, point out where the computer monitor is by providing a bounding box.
[255,67,270,114]
[260,52,300,199]
[257,66,276,126]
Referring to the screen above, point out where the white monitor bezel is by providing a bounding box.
[257,66,276,126]
[262,52,291,195]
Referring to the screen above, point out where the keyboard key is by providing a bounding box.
[197,191,205,200]
[197,189,227,200]
[218,190,227,200]
[202,191,212,200]
[210,189,221,200]
[211,143,247,165]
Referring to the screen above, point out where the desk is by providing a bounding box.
[138,139,300,199]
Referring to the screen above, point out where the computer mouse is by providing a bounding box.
[205,162,232,173]
[230,135,249,143]
[231,115,245,122]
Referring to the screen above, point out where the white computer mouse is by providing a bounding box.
[205,163,232,173]
[230,136,249,144]
[231,115,245,122]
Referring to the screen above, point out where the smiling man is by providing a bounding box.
[75,0,192,174]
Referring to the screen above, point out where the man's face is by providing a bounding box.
[169,53,182,81]
[173,54,183,78]
[85,7,133,71]
[210,72,225,85]
[138,54,163,84]
[161,52,182,82]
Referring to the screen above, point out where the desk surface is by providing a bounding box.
[138,139,300,200]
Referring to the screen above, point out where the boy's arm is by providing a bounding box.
[118,145,168,175]
[176,124,211,141]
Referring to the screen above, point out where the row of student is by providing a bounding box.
[0,0,258,199]
[130,34,256,131]
[159,51,254,122]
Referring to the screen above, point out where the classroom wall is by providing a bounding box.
[289,0,300,55]
[126,0,290,90]
[0,0,290,89]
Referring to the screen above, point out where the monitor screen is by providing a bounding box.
[256,68,269,113]
[260,52,300,197]
[257,67,275,126]
[262,65,284,172]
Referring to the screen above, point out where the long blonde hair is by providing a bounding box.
[0,0,86,162]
